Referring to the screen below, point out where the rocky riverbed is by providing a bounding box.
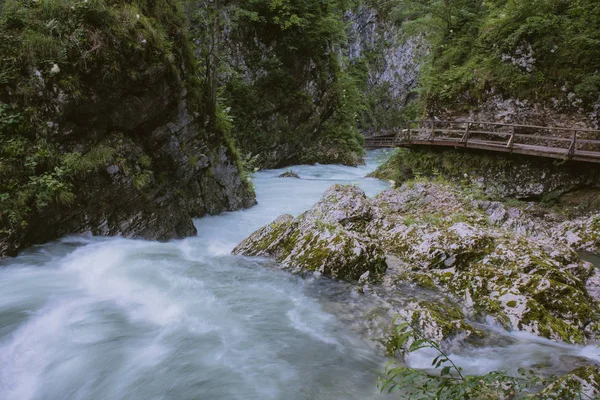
[234,168,600,396]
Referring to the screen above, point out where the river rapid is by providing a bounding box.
[1,150,599,400]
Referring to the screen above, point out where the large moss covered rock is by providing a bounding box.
[234,185,387,281]
[236,181,600,345]
[536,365,600,399]
[377,183,598,344]
[0,0,256,257]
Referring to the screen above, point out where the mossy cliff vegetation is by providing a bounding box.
[235,181,600,346]
[185,0,430,169]
[393,0,600,125]
[0,0,255,257]
[186,0,367,169]
[372,147,600,201]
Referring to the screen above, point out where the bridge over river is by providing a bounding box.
[364,120,600,164]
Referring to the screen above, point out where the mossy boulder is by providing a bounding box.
[394,300,483,347]
[235,180,600,344]
[536,365,600,399]
[234,185,387,281]
[372,183,597,344]
[553,213,600,254]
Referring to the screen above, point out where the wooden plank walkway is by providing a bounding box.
[364,120,600,164]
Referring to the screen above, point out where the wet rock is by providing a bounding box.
[536,365,600,399]
[278,170,300,179]
[395,300,483,346]
[235,180,600,345]
[234,185,387,281]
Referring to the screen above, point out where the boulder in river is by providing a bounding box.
[234,185,387,281]
[278,170,301,179]
[235,181,600,345]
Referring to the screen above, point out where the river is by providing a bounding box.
[0,150,598,399]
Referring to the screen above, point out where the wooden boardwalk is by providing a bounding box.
[364,120,600,164]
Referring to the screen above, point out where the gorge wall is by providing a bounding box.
[372,148,600,202]
[394,0,600,129]
[0,0,255,257]
[185,1,423,169]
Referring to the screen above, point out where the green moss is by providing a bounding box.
[411,273,436,289]
[397,0,600,114]
[0,0,200,243]
[520,299,586,344]
[506,300,517,308]
[412,300,484,342]
[371,148,522,192]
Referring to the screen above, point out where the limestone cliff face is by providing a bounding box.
[0,0,256,257]
[346,6,425,136]
[1,82,256,257]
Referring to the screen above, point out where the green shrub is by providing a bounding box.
[0,0,195,235]
[380,320,593,399]
[393,0,600,114]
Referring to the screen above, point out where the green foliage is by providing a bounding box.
[213,0,364,166]
[394,0,600,113]
[379,320,594,399]
[1,0,193,103]
[0,101,119,233]
[133,170,154,191]
[0,0,193,236]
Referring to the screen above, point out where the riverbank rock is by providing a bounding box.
[553,214,600,254]
[371,148,600,200]
[0,0,256,258]
[235,181,600,345]
[278,170,301,179]
[234,185,386,281]
[536,365,600,399]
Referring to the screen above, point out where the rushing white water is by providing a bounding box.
[1,150,598,400]
[0,151,393,400]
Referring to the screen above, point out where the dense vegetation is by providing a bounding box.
[4,0,600,243]
[0,0,255,255]
[188,0,366,168]
[380,321,598,399]
[0,0,190,238]
[393,0,600,116]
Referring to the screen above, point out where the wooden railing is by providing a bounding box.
[364,120,600,163]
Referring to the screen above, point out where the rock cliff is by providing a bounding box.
[0,0,255,257]
[372,148,600,200]
[235,182,600,345]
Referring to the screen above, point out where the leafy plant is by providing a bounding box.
[379,319,595,399]
[392,0,600,114]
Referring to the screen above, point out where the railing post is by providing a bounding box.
[568,131,577,159]
[461,122,471,145]
[506,126,515,151]
[428,121,436,142]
